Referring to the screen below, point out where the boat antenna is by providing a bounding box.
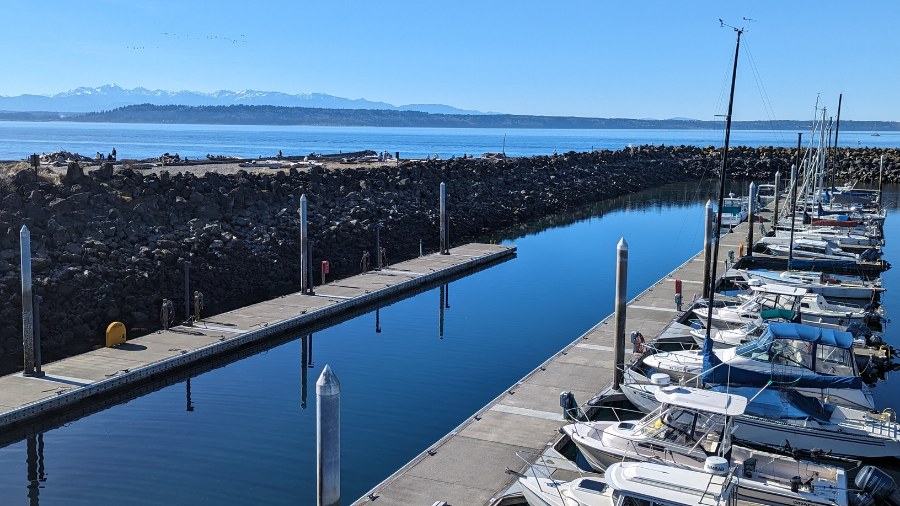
[704,22,743,343]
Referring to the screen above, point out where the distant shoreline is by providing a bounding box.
[1,104,898,131]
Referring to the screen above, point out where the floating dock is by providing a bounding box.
[355,214,766,505]
[0,243,515,431]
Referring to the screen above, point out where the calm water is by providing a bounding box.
[0,182,897,505]
[1,121,900,160]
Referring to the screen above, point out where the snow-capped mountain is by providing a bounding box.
[0,85,490,115]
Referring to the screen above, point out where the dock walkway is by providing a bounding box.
[356,213,766,505]
[0,243,514,430]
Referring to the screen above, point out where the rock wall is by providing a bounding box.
[0,145,894,374]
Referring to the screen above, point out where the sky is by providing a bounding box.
[1,1,898,120]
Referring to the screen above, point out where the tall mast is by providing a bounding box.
[832,93,843,190]
[704,25,742,341]
[789,133,802,266]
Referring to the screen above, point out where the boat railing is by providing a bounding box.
[513,449,587,499]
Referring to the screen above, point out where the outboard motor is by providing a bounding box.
[849,466,900,506]
[861,248,883,262]
[560,391,581,422]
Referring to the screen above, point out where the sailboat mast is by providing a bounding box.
[832,93,843,189]
[704,27,742,339]
[789,133,802,265]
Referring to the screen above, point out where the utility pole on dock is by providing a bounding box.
[440,182,448,254]
[21,226,36,376]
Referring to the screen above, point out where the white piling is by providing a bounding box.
[20,226,35,376]
[773,171,781,221]
[746,182,756,256]
[300,195,309,293]
[612,238,628,391]
[701,200,713,298]
[317,364,341,506]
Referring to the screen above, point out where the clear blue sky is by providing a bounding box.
[3,0,897,120]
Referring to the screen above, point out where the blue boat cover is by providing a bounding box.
[701,323,862,389]
[709,386,835,422]
[765,322,854,349]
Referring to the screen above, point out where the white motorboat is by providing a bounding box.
[694,284,876,329]
[643,322,874,410]
[765,238,862,262]
[690,319,768,348]
[563,386,849,506]
[736,269,884,300]
[719,193,747,228]
[621,377,900,459]
[518,460,735,506]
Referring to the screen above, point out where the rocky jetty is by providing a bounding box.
[0,145,894,375]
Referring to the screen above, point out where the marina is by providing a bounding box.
[0,243,515,429]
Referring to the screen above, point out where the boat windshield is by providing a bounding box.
[638,408,725,450]
[770,338,813,369]
[815,344,855,376]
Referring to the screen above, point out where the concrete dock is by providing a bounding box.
[355,213,766,505]
[0,243,514,431]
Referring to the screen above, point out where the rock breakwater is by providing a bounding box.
[0,145,895,375]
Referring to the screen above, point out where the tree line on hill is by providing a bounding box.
[2,103,898,131]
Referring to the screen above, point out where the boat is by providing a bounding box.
[719,193,747,229]
[765,238,866,262]
[621,377,900,460]
[563,386,850,506]
[693,283,879,329]
[689,318,768,348]
[736,269,884,300]
[641,322,874,410]
[518,460,736,506]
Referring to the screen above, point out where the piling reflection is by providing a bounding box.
[301,334,314,410]
[186,378,194,412]
[439,284,449,339]
[375,309,382,334]
[26,433,45,506]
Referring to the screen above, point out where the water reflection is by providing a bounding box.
[375,309,382,334]
[186,378,195,412]
[439,284,446,339]
[488,181,752,243]
[26,433,45,506]
[301,334,314,410]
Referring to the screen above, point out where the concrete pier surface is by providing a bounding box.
[0,242,514,431]
[355,213,765,505]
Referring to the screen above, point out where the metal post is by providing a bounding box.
[878,155,884,207]
[317,365,341,506]
[21,226,35,376]
[612,238,628,391]
[300,194,309,293]
[773,171,781,223]
[33,295,44,377]
[375,222,382,271]
[746,182,756,257]
[183,260,191,325]
[419,239,423,257]
[701,201,713,299]
[439,182,448,254]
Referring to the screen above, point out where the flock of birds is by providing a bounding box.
[125,33,248,51]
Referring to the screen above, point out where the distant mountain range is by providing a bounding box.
[0,85,492,115]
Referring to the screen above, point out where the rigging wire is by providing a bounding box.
[743,38,784,145]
